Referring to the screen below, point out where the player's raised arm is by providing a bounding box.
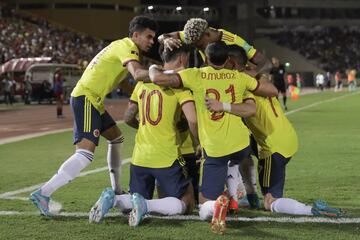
[249,51,272,75]
[149,64,182,88]
[205,97,256,118]
[252,74,278,97]
[126,61,151,82]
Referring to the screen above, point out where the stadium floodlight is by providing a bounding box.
[203,7,209,12]
[148,5,154,10]
[176,6,182,11]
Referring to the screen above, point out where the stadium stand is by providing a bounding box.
[270,27,360,73]
[0,3,106,66]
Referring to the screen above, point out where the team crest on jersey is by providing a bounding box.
[93,129,100,138]
[131,50,139,56]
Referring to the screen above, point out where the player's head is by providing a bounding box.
[205,41,228,67]
[271,57,279,67]
[226,45,248,71]
[160,44,192,68]
[183,18,211,49]
[129,15,158,52]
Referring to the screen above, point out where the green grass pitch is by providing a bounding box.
[1,90,360,239]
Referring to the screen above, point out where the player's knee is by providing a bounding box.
[76,138,96,152]
[102,125,122,141]
[264,193,276,211]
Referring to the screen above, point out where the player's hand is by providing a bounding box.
[163,37,182,51]
[205,97,223,112]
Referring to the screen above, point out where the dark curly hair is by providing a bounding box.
[129,15,158,37]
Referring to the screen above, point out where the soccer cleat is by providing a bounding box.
[228,197,239,213]
[89,187,115,223]
[211,195,229,235]
[247,193,260,209]
[311,200,344,217]
[129,192,148,227]
[29,189,52,217]
[238,195,250,208]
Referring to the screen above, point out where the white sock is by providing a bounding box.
[41,149,93,197]
[107,136,124,194]
[199,200,215,220]
[271,198,312,215]
[239,157,257,194]
[146,197,186,215]
[114,194,132,213]
[227,163,246,201]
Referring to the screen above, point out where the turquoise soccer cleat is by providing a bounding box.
[311,200,344,217]
[128,192,148,227]
[89,187,115,223]
[29,189,52,217]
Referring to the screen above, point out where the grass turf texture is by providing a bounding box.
[1,90,360,239]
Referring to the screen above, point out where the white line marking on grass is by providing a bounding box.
[0,128,72,145]
[285,91,360,116]
[0,158,131,198]
[0,158,131,213]
[1,211,359,224]
[0,120,124,145]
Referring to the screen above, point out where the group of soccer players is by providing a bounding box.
[29,15,343,235]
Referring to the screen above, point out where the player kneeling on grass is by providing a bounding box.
[149,41,278,234]
[29,16,158,217]
[207,45,344,218]
[89,44,197,226]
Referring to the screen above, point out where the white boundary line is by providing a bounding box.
[0,210,359,224]
[0,120,124,145]
[0,158,131,199]
[285,91,360,115]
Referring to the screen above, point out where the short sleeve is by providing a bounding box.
[239,72,259,92]
[178,31,185,42]
[178,68,199,90]
[174,89,194,106]
[243,91,256,103]
[130,82,142,103]
[118,39,140,66]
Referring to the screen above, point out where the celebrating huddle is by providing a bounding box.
[29,16,343,234]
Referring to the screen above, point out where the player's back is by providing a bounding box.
[179,66,259,157]
[244,93,298,159]
[131,82,193,168]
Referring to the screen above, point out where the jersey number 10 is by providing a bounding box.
[139,90,163,126]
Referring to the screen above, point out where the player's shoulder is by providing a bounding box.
[113,37,138,51]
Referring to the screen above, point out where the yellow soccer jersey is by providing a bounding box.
[178,29,257,61]
[130,82,194,168]
[178,66,259,157]
[244,92,298,159]
[72,37,140,114]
